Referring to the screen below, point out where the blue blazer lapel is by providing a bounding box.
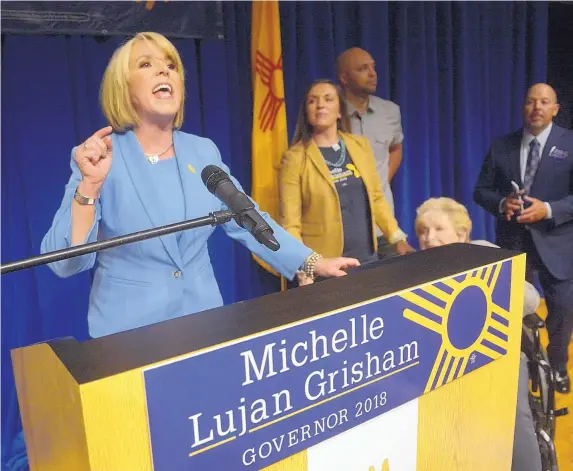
[116,131,183,269]
[531,124,565,193]
[172,131,205,221]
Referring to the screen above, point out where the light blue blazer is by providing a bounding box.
[41,130,312,338]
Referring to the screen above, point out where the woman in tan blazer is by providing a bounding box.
[279,79,413,281]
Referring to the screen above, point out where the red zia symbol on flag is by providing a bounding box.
[255,51,285,132]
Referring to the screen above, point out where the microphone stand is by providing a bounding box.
[0,210,235,275]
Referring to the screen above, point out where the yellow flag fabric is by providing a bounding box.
[251,0,288,276]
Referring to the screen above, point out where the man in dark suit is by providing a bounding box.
[474,83,573,393]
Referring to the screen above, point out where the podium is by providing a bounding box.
[12,244,526,471]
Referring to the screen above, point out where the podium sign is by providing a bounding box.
[144,258,516,470]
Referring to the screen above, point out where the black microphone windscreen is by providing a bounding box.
[201,165,227,194]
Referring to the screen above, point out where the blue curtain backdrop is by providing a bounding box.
[1,1,547,468]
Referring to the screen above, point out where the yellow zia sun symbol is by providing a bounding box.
[368,458,390,471]
[399,262,511,393]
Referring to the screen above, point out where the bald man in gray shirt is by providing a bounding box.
[337,48,406,259]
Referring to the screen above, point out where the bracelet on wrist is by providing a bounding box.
[302,252,323,281]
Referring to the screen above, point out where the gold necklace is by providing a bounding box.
[145,142,173,165]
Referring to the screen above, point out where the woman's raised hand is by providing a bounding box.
[75,126,114,191]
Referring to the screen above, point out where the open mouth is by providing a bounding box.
[152,83,173,99]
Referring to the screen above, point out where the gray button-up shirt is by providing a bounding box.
[346,95,404,216]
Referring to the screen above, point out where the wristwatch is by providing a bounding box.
[73,187,98,206]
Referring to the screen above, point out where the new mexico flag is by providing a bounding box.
[251,0,288,276]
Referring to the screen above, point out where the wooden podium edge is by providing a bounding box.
[12,343,90,471]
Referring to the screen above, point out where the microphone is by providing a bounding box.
[201,165,280,252]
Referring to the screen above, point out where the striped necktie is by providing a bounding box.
[523,138,541,193]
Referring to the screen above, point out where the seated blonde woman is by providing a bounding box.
[415,197,541,471]
[279,79,414,285]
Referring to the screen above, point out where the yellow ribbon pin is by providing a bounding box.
[187,164,196,174]
[346,163,361,179]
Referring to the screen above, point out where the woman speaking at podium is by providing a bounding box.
[41,32,358,339]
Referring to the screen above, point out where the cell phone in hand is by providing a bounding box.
[510,181,524,212]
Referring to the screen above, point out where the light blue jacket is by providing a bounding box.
[41,130,312,337]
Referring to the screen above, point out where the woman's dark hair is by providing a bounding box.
[291,79,350,146]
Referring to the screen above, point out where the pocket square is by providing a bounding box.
[548,146,568,159]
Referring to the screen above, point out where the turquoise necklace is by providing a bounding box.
[323,139,346,167]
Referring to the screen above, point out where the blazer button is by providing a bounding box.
[172,270,182,278]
